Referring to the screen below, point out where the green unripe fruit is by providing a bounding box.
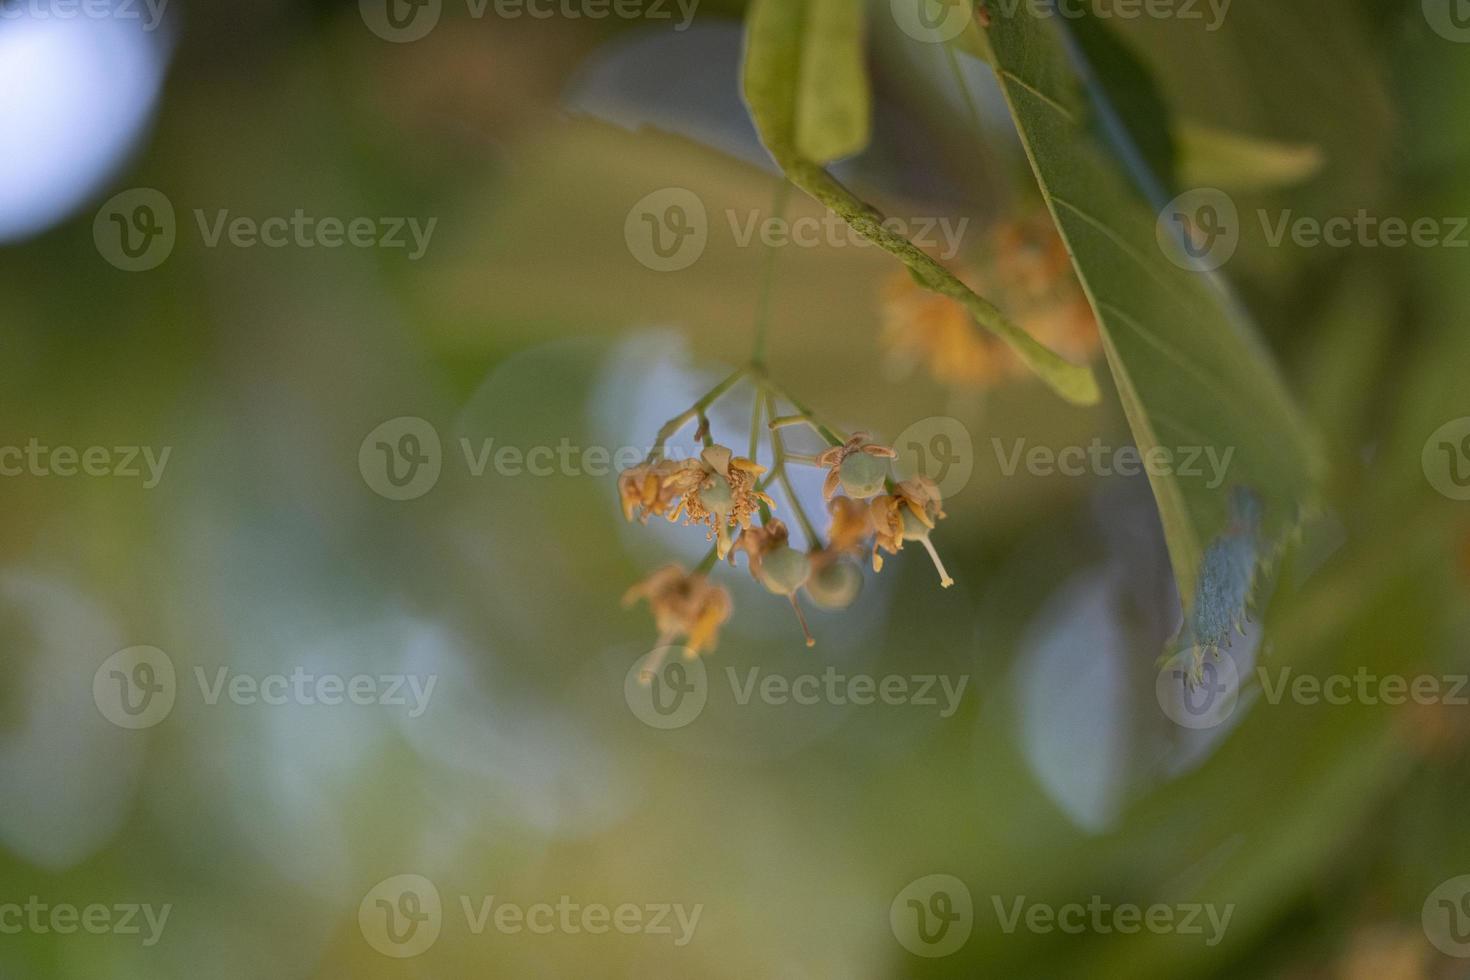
[759,546,811,596]
[900,507,932,542]
[839,453,888,499]
[698,477,733,514]
[805,560,863,610]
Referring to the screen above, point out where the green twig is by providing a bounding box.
[750,178,791,369]
[767,392,823,548]
[645,367,748,462]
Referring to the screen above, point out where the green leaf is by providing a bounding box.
[1176,120,1324,193]
[741,0,1101,406]
[794,0,870,163]
[984,6,1322,610]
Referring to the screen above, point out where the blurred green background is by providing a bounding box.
[0,0,1468,976]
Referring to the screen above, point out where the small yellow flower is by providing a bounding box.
[617,458,705,523]
[731,519,790,582]
[816,433,896,501]
[868,494,905,574]
[824,495,873,556]
[622,563,733,655]
[868,477,953,587]
[676,445,775,559]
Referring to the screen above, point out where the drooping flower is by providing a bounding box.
[824,495,873,556]
[868,477,953,587]
[617,457,705,523]
[676,445,775,559]
[731,519,790,582]
[816,433,896,501]
[621,563,733,654]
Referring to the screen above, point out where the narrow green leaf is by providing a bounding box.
[985,6,1322,610]
[1176,120,1325,193]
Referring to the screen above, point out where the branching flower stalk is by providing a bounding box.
[620,179,957,655]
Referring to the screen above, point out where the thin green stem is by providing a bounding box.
[645,367,747,462]
[767,392,822,548]
[748,384,764,462]
[750,178,791,369]
[694,545,719,575]
[760,374,848,446]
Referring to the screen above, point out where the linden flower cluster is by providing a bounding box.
[618,373,953,653]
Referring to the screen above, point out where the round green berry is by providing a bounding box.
[839,453,888,499]
[759,546,811,596]
[805,560,863,610]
